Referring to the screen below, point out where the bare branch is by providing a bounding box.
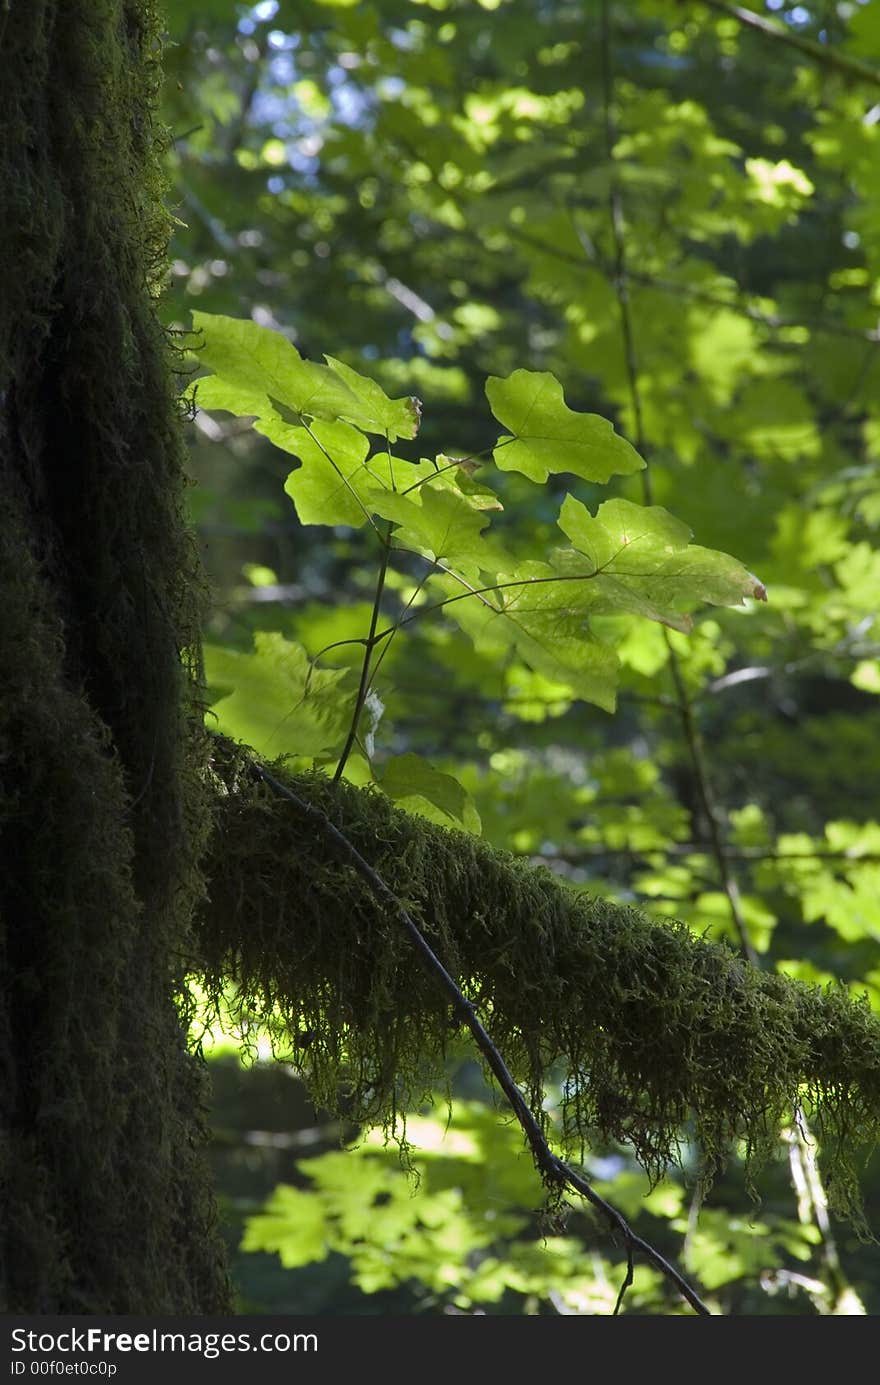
[602,1,867,1309]
[694,0,880,90]
[251,757,713,1317]
[600,0,758,967]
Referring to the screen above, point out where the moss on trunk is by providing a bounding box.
[0,1,230,1312]
[2,0,878,1316]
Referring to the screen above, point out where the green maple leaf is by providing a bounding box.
[283,439,440,529]
[426,492,765,711]
[369,485,494,574]
[557,495,767,629]
[380,752,481,833]
[192,313,420,440]
[323,355,422,441]
[204,633,353,758]
[485,369,645,483]
[281,421,373,528]
[430,565,620,712]
[193,312,355,423]
[242,1185,329,1268]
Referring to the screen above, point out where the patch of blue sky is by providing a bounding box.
[268,29,297,51]
[268,53,296,86]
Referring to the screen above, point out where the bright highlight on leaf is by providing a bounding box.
[204,634,353,759]
[485,369,646,482]
[193,312,421,442]
[192,311,766,727]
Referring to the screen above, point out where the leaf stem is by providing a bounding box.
[397,435,515,497]
[333,522,393,782]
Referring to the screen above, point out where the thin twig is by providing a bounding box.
[333,522,392,781]
[363,569,433,699]
[251,758,713,1316]
[600,0,758,967]
[601,0,861,1309]
[693,0,880,89]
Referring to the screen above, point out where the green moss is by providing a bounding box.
[0,2,227,1312]
[200,738,880,1222]
[2,0,877,1314]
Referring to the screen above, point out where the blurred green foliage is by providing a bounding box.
[165,0,880,1314]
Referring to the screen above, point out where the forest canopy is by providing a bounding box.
[159,0,880,1316]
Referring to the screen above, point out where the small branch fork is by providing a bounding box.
[251,758,712,1317]
[333,519,393,782]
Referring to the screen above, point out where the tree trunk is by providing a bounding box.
[0,0,230,1312]
[4,0,880,1319]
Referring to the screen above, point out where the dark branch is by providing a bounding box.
[693,0,880,89]
[251,757,713,1316]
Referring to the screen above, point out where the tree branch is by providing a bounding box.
[693,0,880,89]
[600,0,758,967]
[199,738,880,1311]
[251,757,712,1316]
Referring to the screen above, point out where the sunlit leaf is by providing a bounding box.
[283,438,438,528]
[370,484,494,573]
[282,420,372,527]
[486,369,645,482]
[241,1185,329,1268]
[204,633,353,758]
[557,494,767,626]
[431,565,621,712]
[193,312,354,423]
[324,355,421,441]
[193,312,420,439]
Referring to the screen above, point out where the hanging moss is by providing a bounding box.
[199,738,880,1222]
[0,2,228,1311]
[2,0,878,1316]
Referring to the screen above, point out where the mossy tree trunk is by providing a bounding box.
[0,1,231,1312]
[4,0,880,1321]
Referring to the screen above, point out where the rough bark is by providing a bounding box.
[2,0,879,1317]
[0,1,230,1312]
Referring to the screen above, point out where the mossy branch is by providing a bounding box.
[197,736,880,1232]
[251,758,711,1315]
